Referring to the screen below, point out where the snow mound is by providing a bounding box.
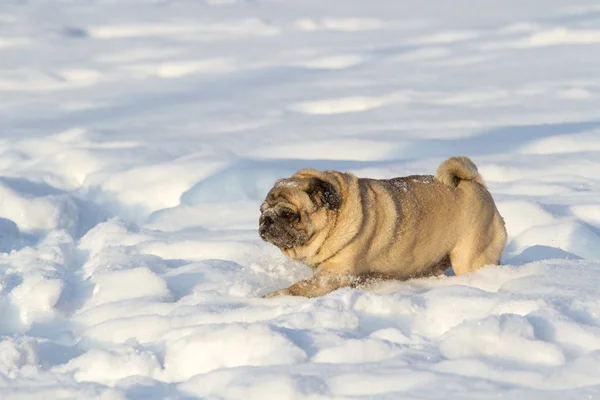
[0,182,79,236]
[439,313,566,366]
[87,267,171,307]
[164,323,307,381]
[55,345,162,386]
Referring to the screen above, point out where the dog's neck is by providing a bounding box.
[284,174,363,268]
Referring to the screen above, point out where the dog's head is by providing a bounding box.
[259,169,341,250]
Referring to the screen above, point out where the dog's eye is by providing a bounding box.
[279,210,297,222]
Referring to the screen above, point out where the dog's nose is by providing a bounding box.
[259,215,273,238]
[263,216,274,227]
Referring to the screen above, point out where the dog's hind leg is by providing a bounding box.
[450,214,507,275]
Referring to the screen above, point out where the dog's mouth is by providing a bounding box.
[259,224,293,248]
[259,221,308,249]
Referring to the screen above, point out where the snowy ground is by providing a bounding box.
[1,0,600,398]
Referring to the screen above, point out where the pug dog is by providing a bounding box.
[259,156,507,298]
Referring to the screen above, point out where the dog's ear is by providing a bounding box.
[307,178,341,210]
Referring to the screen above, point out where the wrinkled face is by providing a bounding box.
[259,185,312,249]
[259,175,340,250]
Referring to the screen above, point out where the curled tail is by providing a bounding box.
[435,156,485,187]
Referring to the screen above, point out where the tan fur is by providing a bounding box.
[435,156,485,187]
[260,156,507,298]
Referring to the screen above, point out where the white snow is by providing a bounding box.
[1,0,600,398]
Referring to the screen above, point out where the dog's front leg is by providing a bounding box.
[264,273,354,298]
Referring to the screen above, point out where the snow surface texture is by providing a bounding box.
[1,0,600,399]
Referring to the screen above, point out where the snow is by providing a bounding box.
[1,0,600,398]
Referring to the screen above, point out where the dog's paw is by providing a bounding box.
[263,288,291,298]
